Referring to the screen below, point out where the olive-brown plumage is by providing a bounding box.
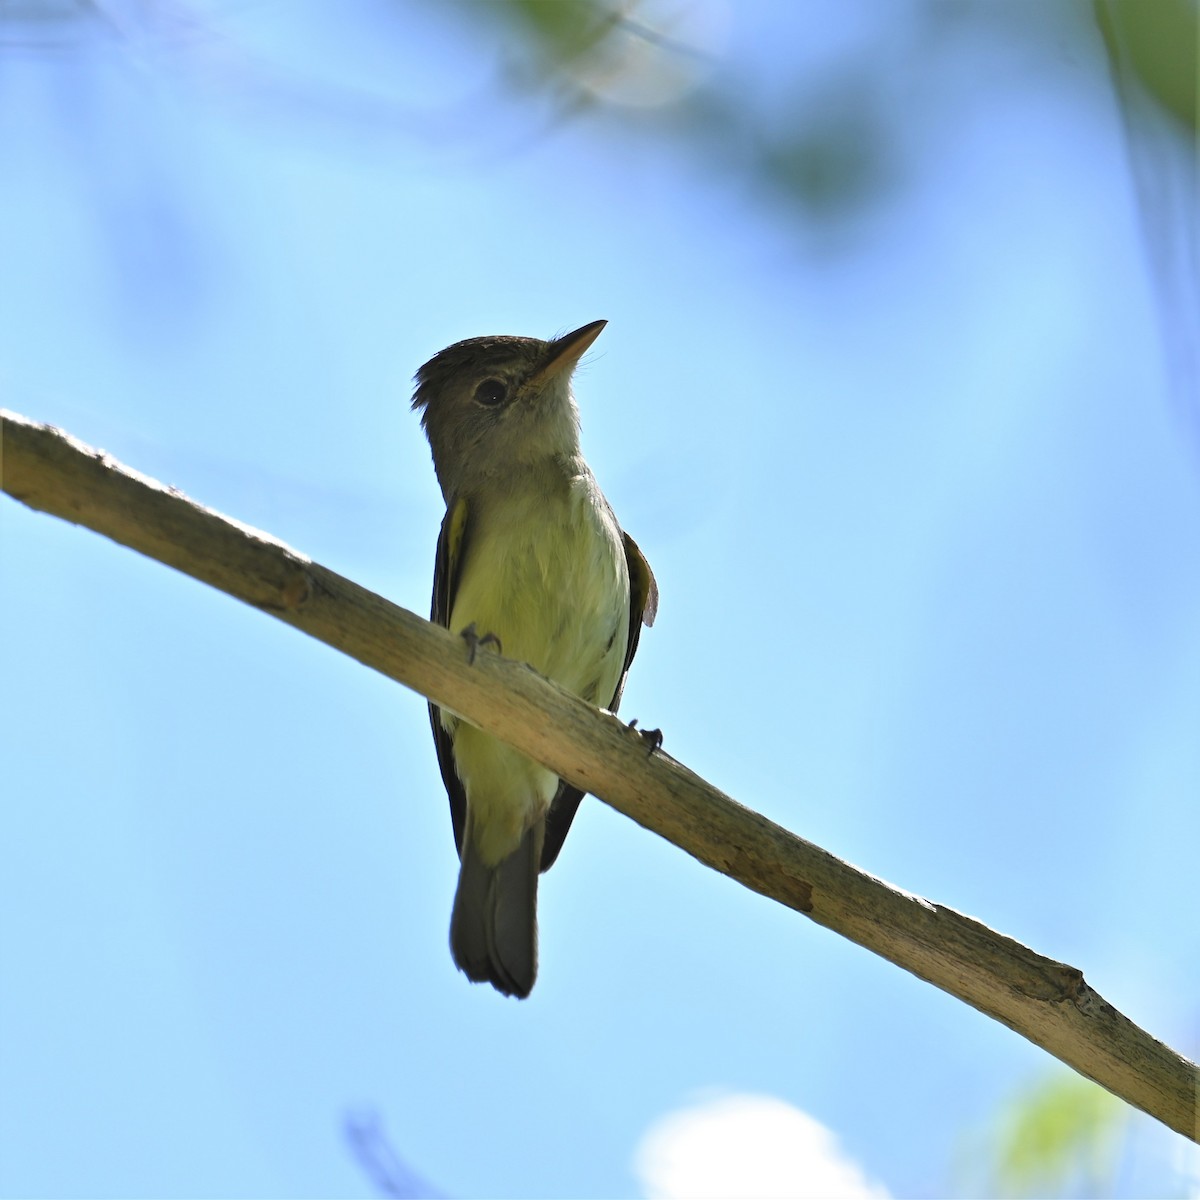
[413,320,657,997]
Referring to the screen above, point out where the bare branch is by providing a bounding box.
[2,408,1196,1142]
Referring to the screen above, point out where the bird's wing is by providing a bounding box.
[540,530,659,872]
[621,530,659,668]
[430,494,471,858]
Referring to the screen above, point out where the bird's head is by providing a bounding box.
[412,319,607,501]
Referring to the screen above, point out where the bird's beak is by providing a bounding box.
[528,319,607,388]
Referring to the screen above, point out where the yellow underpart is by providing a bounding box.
[445,473,630,865]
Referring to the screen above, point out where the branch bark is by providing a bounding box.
[2,408,1197,1141]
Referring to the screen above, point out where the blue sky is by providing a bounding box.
[1,1,1198,1196]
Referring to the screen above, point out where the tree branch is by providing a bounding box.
[2,408,1196,1141]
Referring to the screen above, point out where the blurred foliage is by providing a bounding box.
[488,0,1198,136]
[1092,0,1198,431]
[452,0,901,240]
[6,1,1188,245]
[449,0,1195,259]
[467,0,621,63]
[957,1071,1128,1198]
[1095,0,1198,132]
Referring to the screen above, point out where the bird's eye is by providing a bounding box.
[474,379,508,407]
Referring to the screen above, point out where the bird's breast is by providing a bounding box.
[449,478,631,705]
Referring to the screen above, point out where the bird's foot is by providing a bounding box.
[461,622,503,665]
[627,718,664,755]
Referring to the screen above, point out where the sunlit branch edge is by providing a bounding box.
[2,408,1196,1142]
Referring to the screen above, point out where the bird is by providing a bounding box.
[412,319,657,997]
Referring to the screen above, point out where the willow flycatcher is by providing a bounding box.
[412,319,657,998]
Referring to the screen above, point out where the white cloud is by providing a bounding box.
[634,1091,890,1200]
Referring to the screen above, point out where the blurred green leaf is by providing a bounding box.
[1096,0,1198,131]
[960,1071,1127,1198]
[466,0,619,63]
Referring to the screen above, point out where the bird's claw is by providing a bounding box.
[461,622,502,665]
[627,718,664,755]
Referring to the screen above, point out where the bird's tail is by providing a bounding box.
[450,821,542,998]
